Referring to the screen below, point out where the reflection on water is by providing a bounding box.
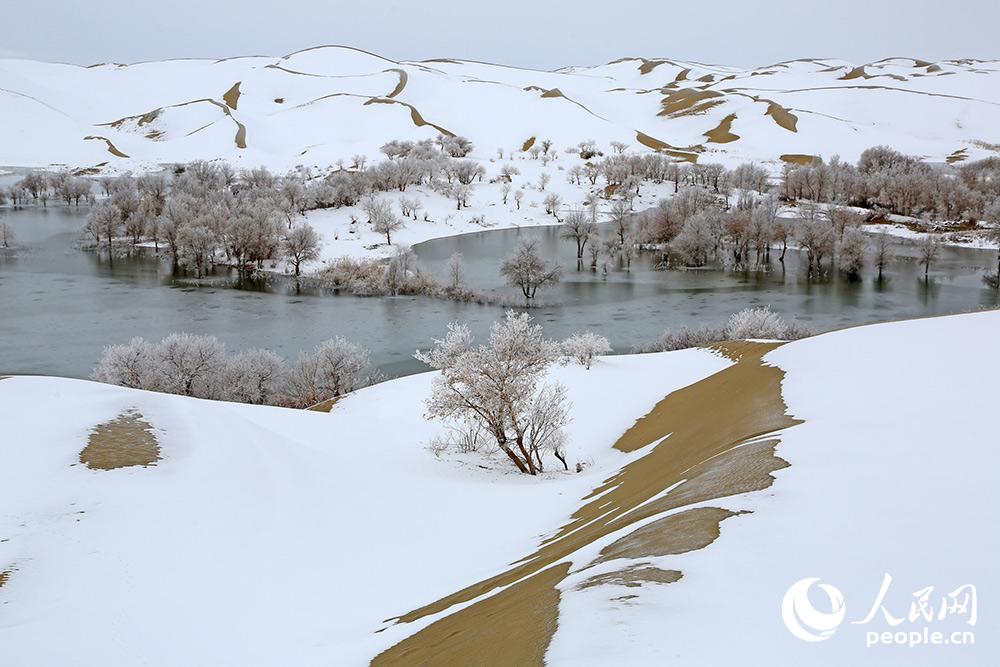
[1,205,997,381]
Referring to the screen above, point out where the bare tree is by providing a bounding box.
[0,222,14,248]
[282,223,321,276]
[917,235,940,278]
[609,199,632,245]
[561,210,596,260]
[873,231,892,279]
[500,238,563,303]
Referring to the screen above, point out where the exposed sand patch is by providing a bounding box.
[363,98,454,136]
[307,396,342,413]
[704,113,740,143]
[384,68,408,98]
[222,82,241,110]
[79,410,160,470]
[946,148,968,164]
[780,153,821,166]
[577,565,681,590]
[377,342,799,661]
[638,59,668,75]
[635,132,700,162]
[658,89,724,118]
[764,101,798,132]
[374,563,570,666]
[596,507,746,562]
[100,99,247,149]
[839,66,869,80]
[82,136,129,158]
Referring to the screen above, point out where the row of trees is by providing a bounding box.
[3,170,93,208]
[92,333,371,407]
[781,147,1000,223]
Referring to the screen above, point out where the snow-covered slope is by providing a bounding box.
[1,311,997,664]
[1,47,998,171]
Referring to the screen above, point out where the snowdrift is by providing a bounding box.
[1,311,997,665]
[1,47,997,171]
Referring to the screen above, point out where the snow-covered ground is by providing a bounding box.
[1,47,997,173]
[1,311,997,664]
[303,157,675,263]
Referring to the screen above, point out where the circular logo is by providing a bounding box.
[781,577,847,641]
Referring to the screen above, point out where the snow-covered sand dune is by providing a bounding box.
[1,311,996,664]
[1,46,998,171]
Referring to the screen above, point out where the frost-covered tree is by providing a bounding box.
[157,333,227,397]
[91,337,160,390]
[286,337,370,406]
[672,213,715,266]
[85,203,122,249]
[177,224,216,278]
[514,189,524,210]
[837,227,868,277]
[560,210,597,260]
[282,223,321,276]
[366,198,405,244]
[443,252,469,297]
[561,332,612,369]
[222,349,288,405]
[415,311,568,475]
[500,238,563,303]
[725,306,789,340]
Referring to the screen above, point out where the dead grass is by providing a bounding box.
[79,410,160,470]
[521,136,536,152]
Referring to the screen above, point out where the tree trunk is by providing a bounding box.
[498,441,529,474]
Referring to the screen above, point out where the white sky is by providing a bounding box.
[5,0,998,68]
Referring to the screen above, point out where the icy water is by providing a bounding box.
[1,205,998,380]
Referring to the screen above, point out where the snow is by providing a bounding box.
[2,312,998,663]
[0,348,731,665]
[302,157,676,263]
[1,50,997,173]
[548,311,1000,665]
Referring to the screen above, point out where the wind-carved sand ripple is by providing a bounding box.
[373,341,801,665]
